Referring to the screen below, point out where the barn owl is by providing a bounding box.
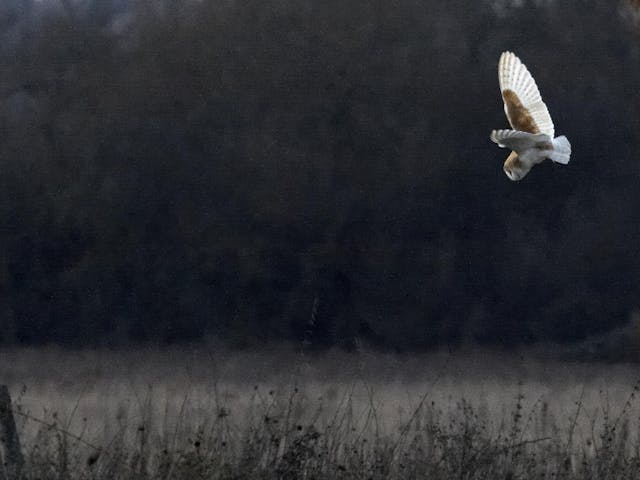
[490,51,571,181]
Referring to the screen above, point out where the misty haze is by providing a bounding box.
[1,0,640,478]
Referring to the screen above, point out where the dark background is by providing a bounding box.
[0,0,639,350]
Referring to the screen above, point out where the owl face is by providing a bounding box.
[503,151,530,181]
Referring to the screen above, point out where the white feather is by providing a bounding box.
[498,51,555,139]
[549,135,571,164]
[490,129,551,152]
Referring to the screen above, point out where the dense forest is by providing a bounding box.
[0,0,638,349]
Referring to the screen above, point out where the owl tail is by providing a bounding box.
[548,135,571,165]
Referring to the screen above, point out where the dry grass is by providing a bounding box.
[2,345,640,479]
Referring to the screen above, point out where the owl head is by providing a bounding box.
[503,151,530,181]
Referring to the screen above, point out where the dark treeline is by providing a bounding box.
[0,0,639,348]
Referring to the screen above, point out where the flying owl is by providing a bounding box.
[490,51,571,181]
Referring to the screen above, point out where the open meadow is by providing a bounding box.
[2,346,640,479]
[1,2,640,479]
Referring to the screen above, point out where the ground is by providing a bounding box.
[2,345,640,479]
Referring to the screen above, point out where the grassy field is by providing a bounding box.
[2,346,640,479]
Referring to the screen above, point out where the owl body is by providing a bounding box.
[503,148,547,181]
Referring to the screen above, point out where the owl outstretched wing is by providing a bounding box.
[490,129,552,153]
[499,51,555,138]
